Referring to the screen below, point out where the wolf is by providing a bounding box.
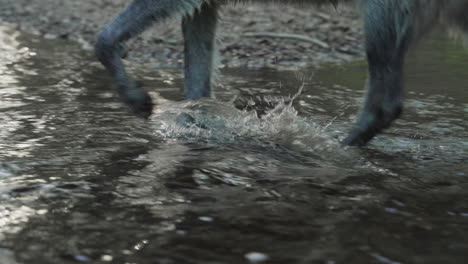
[95,0,468,146]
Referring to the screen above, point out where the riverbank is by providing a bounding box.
[0,0,363,69]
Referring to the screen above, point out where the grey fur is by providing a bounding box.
[95,0,468,146]
[182,2,219,99]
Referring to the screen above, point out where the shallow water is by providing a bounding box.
[0,24,467,264]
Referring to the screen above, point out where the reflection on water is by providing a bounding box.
[0,24,467,264]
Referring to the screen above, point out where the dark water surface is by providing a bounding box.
[0,24,467,264]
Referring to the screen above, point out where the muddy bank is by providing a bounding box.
[0,0,363,68]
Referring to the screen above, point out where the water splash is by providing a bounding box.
[149,92,342,157]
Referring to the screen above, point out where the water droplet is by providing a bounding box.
[245,252,269,263]
[198,216,214,222]
[36,209,48,215]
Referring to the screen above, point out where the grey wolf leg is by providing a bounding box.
[182,2,218,99]
[343,0,414,146]
[95,0,206,118]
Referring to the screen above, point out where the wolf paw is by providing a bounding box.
[115,79,153,119]
[343,105,402,146]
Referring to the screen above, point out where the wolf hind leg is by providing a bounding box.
[95,0,207,118]
[182,2,219,100]
[343,1,416,146]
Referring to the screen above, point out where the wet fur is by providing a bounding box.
[95,0,468,146]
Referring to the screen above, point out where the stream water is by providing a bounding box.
[0,23,467,264]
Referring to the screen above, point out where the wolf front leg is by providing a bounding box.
[343,0,414,146]
[95,0,207,118]
[182,2,219,99]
